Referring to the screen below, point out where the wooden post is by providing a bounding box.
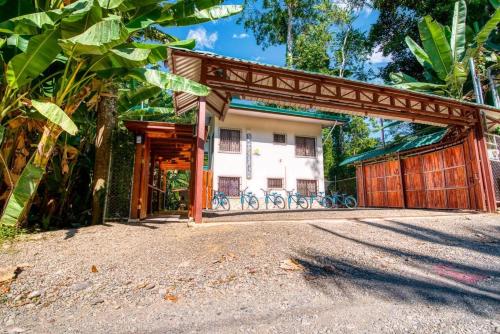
[398,154,406,208]
[139,136,151,219]
[475,112,497,212]
[130,135,144,220]
[192,97,206,223]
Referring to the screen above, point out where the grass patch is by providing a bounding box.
[0,225,21,245]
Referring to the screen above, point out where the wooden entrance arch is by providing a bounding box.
[164,47,499,222]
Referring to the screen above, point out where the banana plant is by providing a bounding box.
[0,0,242,227]
[390,0,500,100]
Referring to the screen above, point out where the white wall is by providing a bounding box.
[212,112,325,203]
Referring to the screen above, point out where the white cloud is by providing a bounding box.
[369,47,392,64]
[187,27,218,49]
[232,33,249,39]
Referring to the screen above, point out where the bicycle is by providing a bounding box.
[285,189,309,209]
[240,187,259,210]
[261,189,286,209]
[211,190,230,211]
[331,192,358,208]
[309,192,334,209]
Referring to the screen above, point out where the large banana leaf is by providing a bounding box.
[90,47,151,71]
[418,16,453,81]
[118,85,163,112]
[6,28,61,89]
[476,8,500,45]
[405,36,431,67]
[0,159,45,227]
[6,34,29,52]
[59,16,129,56]
[390,72,418,84]
[160,0,223,22]
[119,107,174,119]
[450,0,467,62]
[97,0,125,9]
[393,81,447,92]
[0,10,62,35]
[166,5,243,26]
[126,68,210,96]
[130,39,195,63]
[125,4,164,33]
[31,100,78,135]
[61,0,102,39]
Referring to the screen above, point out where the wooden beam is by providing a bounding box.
[192,97,206,223]
[129,138,144,220]
[475,112,497,212]
[139,136,151,219]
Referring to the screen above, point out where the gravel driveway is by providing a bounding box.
[1,210,499,333]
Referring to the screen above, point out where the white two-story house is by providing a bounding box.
[206,102,345,206]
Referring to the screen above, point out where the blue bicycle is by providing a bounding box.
[331,192,358,208]
[240,187,259,210]
[261,189,286,209]
[309,192,334,208]
[286,189,309,209]
[212,190,230,210]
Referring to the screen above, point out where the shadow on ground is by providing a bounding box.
[294,222,500,316]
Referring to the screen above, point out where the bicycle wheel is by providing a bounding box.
[344,196,357,209]
[321,196,334,208]
[248,195,259,210]
[220,197,230,211]
[211,197,219,210]
[297,196,309,209]
[274,195,286,209]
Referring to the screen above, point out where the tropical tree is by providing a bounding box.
[368,0,497,81]
[0,0,242,228]
[389,0,500,100]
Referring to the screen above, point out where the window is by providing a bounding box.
[267,178,284,189]
[219,129,241,152]
[295,136,316,157]
[273,133,286,144]
[218,177,240,197]
[297,179,317,196]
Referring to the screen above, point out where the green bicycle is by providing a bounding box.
[240,187,259,210]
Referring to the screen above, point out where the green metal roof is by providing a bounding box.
[339,129,448,166]
[229,102,349,123]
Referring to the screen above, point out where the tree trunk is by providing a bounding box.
[91,87,117,225]
[286,2,294,67]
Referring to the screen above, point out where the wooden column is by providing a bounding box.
[139,136,151,219]
[475,112,497,212]
[130,135,145,220]
[398,155,406,208]
[192,97,206,223]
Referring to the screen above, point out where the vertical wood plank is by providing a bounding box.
[130,139,144,220]
[192,97,206,223]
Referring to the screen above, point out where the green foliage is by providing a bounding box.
[0,0,242,229]
[391,1,500,100]
[369,0,497,81]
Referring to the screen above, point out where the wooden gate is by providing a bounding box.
[202,170,213,209]
[363,160,403,207]
[402,144,470,209]
[358,142,475,210]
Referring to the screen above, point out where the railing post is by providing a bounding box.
[192,97,206,223]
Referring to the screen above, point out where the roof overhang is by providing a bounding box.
[167,47,500,129]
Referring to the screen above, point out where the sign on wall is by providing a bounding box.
[246,133,252,179]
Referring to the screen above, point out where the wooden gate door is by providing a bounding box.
[403,144,471,209]
[202,170,213,209]
[364,160,403,207]
[402,156,426,208]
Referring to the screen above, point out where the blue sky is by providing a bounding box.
[167,2,392,71]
